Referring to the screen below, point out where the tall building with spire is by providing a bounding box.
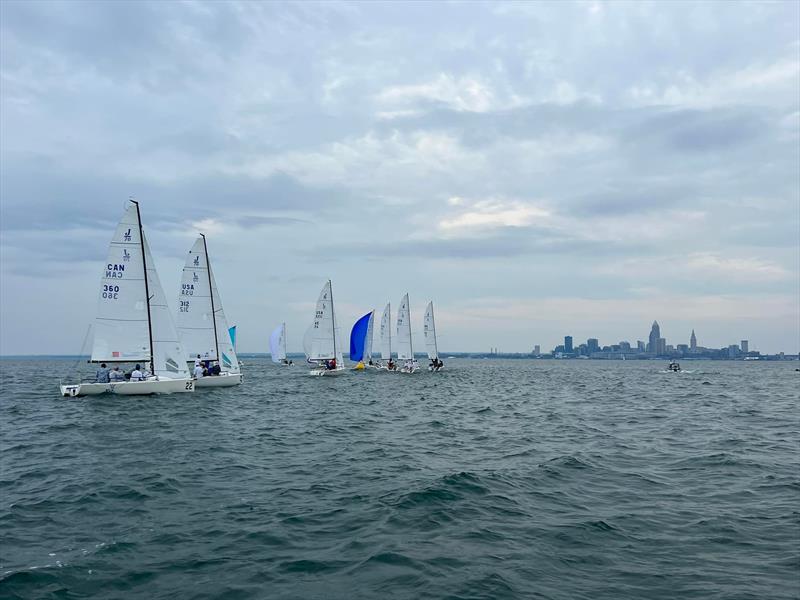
[647,321,660,353]
[690,329,697,352]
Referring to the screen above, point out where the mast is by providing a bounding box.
[388,303,392,357]
[132,199,154,372]
[328,280,336,360]
[282,322,287,357]
[201,233,220,362]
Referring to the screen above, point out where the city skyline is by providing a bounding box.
[544,319,768,359]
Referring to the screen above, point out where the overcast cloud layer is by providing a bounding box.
[1,0,798,355]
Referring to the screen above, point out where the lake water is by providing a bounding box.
[1,358,798,599]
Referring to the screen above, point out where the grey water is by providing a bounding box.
[1,358,798,600]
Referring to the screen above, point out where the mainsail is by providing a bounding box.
[309,281,342,363]
[175,235,240,372]
[270,323,287,363]
[424,301,439,360]
[379,303,392,359]
[396,293,413,360]
[91,202,150,363]
[350,311,374,362]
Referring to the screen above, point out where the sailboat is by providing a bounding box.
[396,293,419,374]
[176,235,242,387]
[306,280,346,376]
[424,301,443,372]
[376,302,396,371]
[60,200,194,397]
[349,310,375,370]
[270,322,292,365]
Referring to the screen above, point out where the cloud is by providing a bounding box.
[1,1,798,354]
[438,198,551,232]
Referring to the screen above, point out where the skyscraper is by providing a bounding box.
[741,340,749,354]
[647,321,660,353]
[564,336,573,353]
[587,338,599,353]
[690,329,697,352]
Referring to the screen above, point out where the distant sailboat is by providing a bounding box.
[176,235,242,387]
[60,200,194,396]
[350,310,375,370]
[424,301,443,372]
[270,322,292,365]
[306,280,346,376]
[377,302,396,371]
[396,293,419,374]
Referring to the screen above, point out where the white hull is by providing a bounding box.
[308,366,347,377]
[399,367,420,374]
[428,366,444,372]
[195,372,243,387]
[60,377,194,397]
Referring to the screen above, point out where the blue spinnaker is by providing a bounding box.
[349,312,373,362]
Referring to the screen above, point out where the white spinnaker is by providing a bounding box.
[364,310,375,361]
[396,293,413,360]
[309,281,336,360]
[270,323,286,363]
[379,303,392,359]
[91,203,150,363]
[209,265,239,372]
[142,232,190,379]
[176,237,216,361]
[424,301,439,360]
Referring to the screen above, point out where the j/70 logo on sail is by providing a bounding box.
[123,228,132,242]
[193,256,200,266]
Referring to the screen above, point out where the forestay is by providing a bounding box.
[424,301,439,360]
[379,303,392,359]
[396,293,413,360]
[270,323,286,363]
[350,311,374,362]
[91,203,150,363]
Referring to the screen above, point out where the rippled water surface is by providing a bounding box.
[1,358,798,599]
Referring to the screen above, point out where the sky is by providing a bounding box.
[1,0,799,355]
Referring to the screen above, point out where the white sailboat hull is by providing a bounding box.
[195,372,243,387]
[60,378,194,397]
[308,366,347,377]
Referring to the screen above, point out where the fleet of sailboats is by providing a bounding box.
[61,202,444,396]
